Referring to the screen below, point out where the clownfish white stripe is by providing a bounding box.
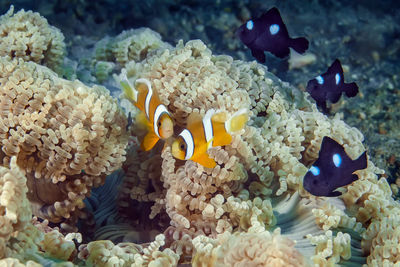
[203,109,215,148]
[144,86,153,119]
[180,129,194,160]
[153,104,170,138]
[135,78,153,119]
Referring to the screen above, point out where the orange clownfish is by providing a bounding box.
[120,75,174,151]
[171,109,248,168]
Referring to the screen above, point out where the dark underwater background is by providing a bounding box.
[1,0,399,217]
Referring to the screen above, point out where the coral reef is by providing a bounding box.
[0,6,65,74]
[0,4,399,267]
[117,39,399,266]
[0,56,128,226]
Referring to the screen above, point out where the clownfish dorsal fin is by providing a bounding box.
[141,131,160,151]
[186,112,203,128]
[193,152,217,169]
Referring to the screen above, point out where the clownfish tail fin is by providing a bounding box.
[119,70,138,102]
[225,108,248,134]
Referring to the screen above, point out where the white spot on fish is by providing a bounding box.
[335,73,341,85]
[269,24,280,35]
[310,166,320,176]
[333,153,342,167]
[246,20,254,30]
[316,75,324,84]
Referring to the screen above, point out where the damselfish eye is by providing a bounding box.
[313,180,318,185]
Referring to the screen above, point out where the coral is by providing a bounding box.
[0,5,399,265]
[90,28,171,83]
[0,157,31,258]
[192,228,309,267]
[78,234,179,267]
[0,157,78,265]
[0,258,41,267]
[0,57,128,224]
[111,28,170,66]
[307,230,351,266]
[94,61,116,83]
[118,38,399,266]
[0,6,65,73]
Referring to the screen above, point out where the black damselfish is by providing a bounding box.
[306,59,359,113]
[236,7,309,63]
[303,136,367,197]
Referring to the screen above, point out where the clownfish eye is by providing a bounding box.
[180,142,186,151]
[158,121,162,127]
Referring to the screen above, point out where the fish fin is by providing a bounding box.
[251,49,266,63]
[328,190,342,197]
[141,131,160,151]
[327,59,343,75]
[271,46,290,59]
[351,174,359,183]
[213,131,232,147]
[319,137,345,160]
[344,82,359,97]
[261,7,285,28]
[187,112,203,128]
[289,37,309,54]
[193,153,217,169]
[317,100,329,114]
[225,108,248,134]
[120,71,138,102]
[327,91,342,104]
[136,111,152,129]
[352,151,368,171]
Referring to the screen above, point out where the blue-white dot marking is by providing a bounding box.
[269,24,280,35]
[332,153,342,167]
[335,73,341,85]
[246,20,254,30]
[309,166,320,176]
[316,75,324,85]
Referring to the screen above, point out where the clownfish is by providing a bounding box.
[303,136,367,197]
[171,109,248,168]
[120,75,174,151]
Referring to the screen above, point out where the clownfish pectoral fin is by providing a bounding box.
[141,131,160,151]
[136,111,152,130]
[193,153,217,169]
